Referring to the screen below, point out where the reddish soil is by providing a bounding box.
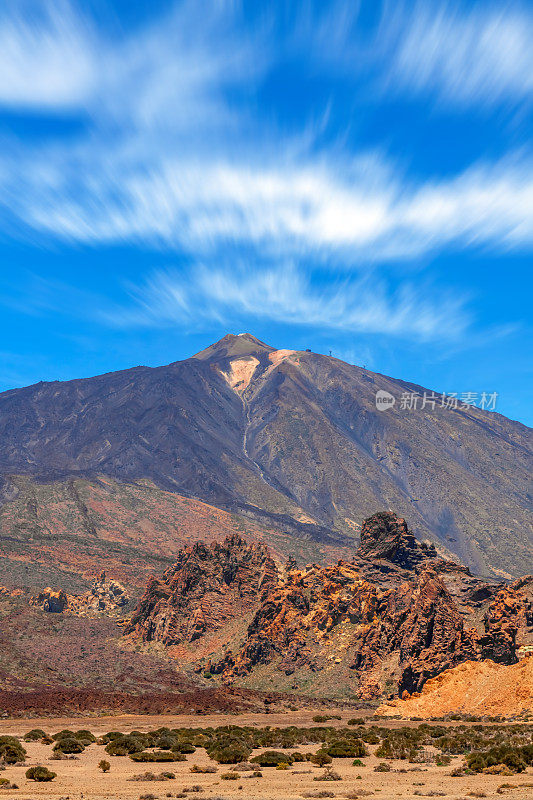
[0,685,297,717]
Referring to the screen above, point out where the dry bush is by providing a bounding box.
[314,765,342,781]
[190,764,217,773]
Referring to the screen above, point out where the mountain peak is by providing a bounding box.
[192,333,275,362]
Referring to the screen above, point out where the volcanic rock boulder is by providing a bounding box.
[358,511,438,568]
[480,576,533,663]
[31,573,129,617]
[219,560,479,697]
[68,572,129,617]
[31,588,68,613]
[126,534,278,645]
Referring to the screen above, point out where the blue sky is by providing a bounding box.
[0,0,532,425]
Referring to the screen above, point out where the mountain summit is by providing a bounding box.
[193,333,275,361]
[0,335,531,577]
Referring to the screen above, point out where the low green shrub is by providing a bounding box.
[207,740,252,764]
[130,751,183,763]
[310,751,332,766]
[325,739,368,758]
[23,729,47,742]
[74,729,96,744]
[0,737,26,764]
[26,766,56,782]
[190,764,217,773]
[105,734,148,756]
[53,737,85,754]
[52,729,76,740]
[173,741,195,754]
[290,751,306,761]
[250,750,293,767]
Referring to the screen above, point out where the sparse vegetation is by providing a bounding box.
[53,737,85,754]
[130,771,176,781]
[207,739,252,764]
[0,737,26,764]
[131,751,182,763]
[2,717,531,796]
[250,750,292,767]
[313,765,342,781]
[26,766,56,782]
[190,764,217,773]
[310,751,333,766]
[23,728,47,741]
[325,738,368,758]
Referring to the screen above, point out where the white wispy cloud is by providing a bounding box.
[299,0,533,109]
[101,264,469,342]
[0,0,262,130]
[0,1,530,260]
[0,0,530,344]
[384,1,533,107]
[3,147,532,260]
[0,0,99,110]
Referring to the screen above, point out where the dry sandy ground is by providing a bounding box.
[1,713,532,800]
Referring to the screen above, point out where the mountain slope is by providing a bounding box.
[0,333,531,577]
[0,475,355,594]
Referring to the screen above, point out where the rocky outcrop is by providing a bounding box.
[216,560,480,698]
[31,587,68,613]
[357,511,438,568]
[126,513,533,700]
[68,572,129,617]
[126,534,278,645]
[480,577,533,663]
[31,573,129,617]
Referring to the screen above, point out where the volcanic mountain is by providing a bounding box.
[0,333,531,579]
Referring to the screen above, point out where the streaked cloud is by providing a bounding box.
[385,2,533,107]
[3,148,532,260]
[0,2,531,260]
[0,0,530,344]
[0,0,98,110]
[102,264,469,342]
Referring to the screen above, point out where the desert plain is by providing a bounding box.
[1,711,532,800]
